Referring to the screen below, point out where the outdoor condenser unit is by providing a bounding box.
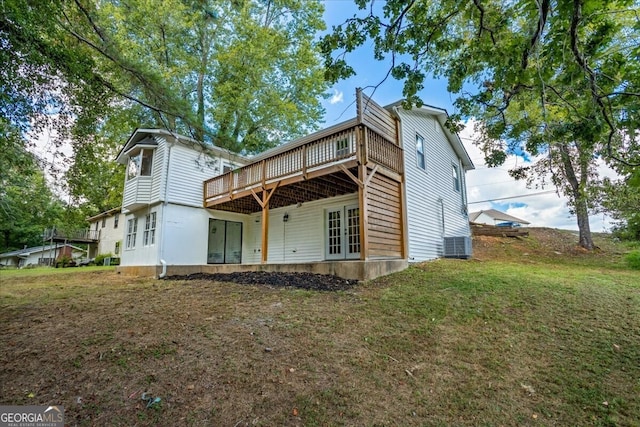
[443,236,472,259]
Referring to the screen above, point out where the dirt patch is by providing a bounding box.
[166,271,358,291]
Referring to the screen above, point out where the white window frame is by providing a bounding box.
[126,218,138,249]
[452,163,461,192]
[143,212,157,246]
[127,148,154,180]
[416,134,426,170]
[114,213,119,229]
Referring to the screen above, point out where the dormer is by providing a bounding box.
[116,130,165,213]
[116,128,249,213]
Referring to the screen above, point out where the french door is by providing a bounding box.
[325,205,360,260]
[207,219,242,264]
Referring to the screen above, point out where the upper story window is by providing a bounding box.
[452,164,460,192]
[127,149,154,180]
[101,218,106,228]
[416,134,426,170]
[336,138,349,157]
[114,213,119,228]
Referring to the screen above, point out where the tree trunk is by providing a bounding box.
[574,193,594,250]
[558,143,595,250]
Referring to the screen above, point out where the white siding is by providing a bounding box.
[90,213,125,256]
[166,144,224,207]
[396,110,471,262]
[244,193,359,264]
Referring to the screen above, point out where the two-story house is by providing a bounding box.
[87,207,123,259]
[115,90,474,280]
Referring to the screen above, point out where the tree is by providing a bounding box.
[2,0,330,218]
[0,120,68,251]
[321,0,640,249]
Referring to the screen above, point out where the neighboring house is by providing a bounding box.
[469,209,530,227]
[0,244,84,268]
[116,90,474,280]
[87,207,123,259]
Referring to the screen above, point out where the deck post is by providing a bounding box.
[358,164,369,261]
[261,190,269,264]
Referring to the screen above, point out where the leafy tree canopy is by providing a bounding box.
[321,0,640,248]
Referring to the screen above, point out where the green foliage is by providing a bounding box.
[322,0,640,250]
[625,250,640,270]
[94,253,117,266]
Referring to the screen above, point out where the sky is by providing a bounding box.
[319,1,618,232]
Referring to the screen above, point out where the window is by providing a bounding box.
[336,138,349,157]
[452,164,460,192]
[115,241,120,255]
[127,149,154,180]
[114,213,119,228]
[223,164,233,174]
[126,218,138,249]
[143,212,157,246]
[416,134,426,170]
[101,218,106,228]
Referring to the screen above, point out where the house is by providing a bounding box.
[115,90,474,280]
[0,244,85,268]
[87,207,123,259]
[469,209,530,227]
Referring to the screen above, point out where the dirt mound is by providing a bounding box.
[166,271,358,291]
[473,227,591,261]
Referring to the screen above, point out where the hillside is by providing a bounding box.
[472,227,628,266]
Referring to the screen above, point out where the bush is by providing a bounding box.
[94,253,113,266]
[625,250,640,270]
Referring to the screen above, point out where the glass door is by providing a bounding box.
[208,219,242,264]
[325,205,360,260]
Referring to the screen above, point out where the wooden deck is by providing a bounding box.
[43,228,100,243]
[202,89,407,263]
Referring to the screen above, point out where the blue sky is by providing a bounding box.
[318,1,617,232]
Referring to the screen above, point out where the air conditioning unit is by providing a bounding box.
[443,236,472,259]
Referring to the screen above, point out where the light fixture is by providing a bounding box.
[283,213,289,222]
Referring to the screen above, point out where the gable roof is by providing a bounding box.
[469,209,530,225]
[0,244,85,259]
[115,128,249,164]
[385,101,474,170]
[87,207,121,222]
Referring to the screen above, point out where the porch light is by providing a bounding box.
[283,213,289,222]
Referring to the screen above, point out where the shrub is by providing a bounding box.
[625,250,640,270]
[94,253,113,266]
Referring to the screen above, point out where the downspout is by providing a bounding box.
[158,138,173,279]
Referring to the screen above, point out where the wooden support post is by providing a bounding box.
[261,191,269,264]
[250,182,280,264]
[358,163,369,261]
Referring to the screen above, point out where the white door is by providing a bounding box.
[325,205,360,260]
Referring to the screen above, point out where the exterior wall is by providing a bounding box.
[89,212,123,257]
[165,143,224,207]
[396,109,471,262]
[474,212,497,225]
[120,204,163,266]
[366,173,403,258]
[244,193,359,264]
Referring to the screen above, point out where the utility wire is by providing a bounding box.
[468,190,557,205]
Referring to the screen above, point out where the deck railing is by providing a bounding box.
[43,228,100,242]
[204,124,402,203]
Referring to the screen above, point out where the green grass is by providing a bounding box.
[1,232,639,426]
[0,265,114,278]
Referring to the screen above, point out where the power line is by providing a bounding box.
[468,190,557,205]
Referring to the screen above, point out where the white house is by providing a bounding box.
[0,244,84,268]
[87,207,123,258]
[116,90,474,280]
[469,209,530,227]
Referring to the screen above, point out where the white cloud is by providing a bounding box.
[329,89,344,105]
[461,122,617,232]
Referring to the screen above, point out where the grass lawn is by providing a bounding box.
[0,229,638,426]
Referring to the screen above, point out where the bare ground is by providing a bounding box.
[0,228,637,426]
